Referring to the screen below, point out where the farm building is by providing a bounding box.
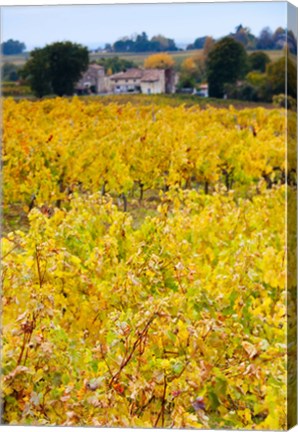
[75,65,178,95]
[109,68,171,94]
[75,64,107,94]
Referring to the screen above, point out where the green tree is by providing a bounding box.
[248,51,270,72]
[21,48,52,98]
[22,41,89,97]
[95,56,137,74]
[206,37,248,98]
[267,56,297,99]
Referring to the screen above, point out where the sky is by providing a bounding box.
[1,2,289,51]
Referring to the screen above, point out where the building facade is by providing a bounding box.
[75,64,106,94]
[75,65,178,95]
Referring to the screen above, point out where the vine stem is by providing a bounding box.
[154,373,167,427]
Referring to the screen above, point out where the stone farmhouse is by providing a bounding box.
[75,64,107,94]
[75,64,178,95]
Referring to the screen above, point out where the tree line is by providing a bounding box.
[104,32,178,53]
[187,25,297,53]
[104,25,297,54]
[2,25,296,58]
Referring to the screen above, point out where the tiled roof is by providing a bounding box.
[110,68,144,80]
[110,68,165,83]
[141,69,164,83]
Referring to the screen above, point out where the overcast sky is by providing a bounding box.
[1,2,288,50]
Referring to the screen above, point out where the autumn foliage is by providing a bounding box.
[144,53,175,69]
[2,97,292,429]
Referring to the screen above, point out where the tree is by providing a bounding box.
[95,56,137,74]
[248,51,270,72]
[186,36,207,50]
[2,63,20,81]
[104,43,112,52]
[178,52,207,89]
[287,30,297,55]
[256,27,274,50]
[267,56,297,99]
[144,53,175,69]
[203,36,215,59]
[272,27,286,49]
[21,41,89,97]
[134,32,150,52]
[230,25,257,50]
[1,39,26,55]
[178,57,201,88]
[21,48,52,98]
[206,37,248,98]
[151,35,178,52]
[112,33,178,53]
[113,37,134,52]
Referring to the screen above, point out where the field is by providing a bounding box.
[2,95,294,428]
[3,49,283,69]
[90,49,202,68]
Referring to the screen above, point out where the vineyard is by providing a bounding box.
[2,97,293,428]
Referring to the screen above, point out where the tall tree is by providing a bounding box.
[257,27,274,50]
[21,48,52,97]
[273,27,286,49]
[230,25,257,50]
[22,41,89,97]
[206,37,248,98]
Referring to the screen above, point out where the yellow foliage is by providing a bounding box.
[144,52,175,69]
[1,97,289,429]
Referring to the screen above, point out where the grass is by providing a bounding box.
[90,49,204,68]
[2,52,30,65]
[3,49,284,68]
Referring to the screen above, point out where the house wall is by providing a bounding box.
[75,66,105,94]
[140,80,164,94]
[96,69,106,93]
[141,72,165,94]
[110,78,141,93]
